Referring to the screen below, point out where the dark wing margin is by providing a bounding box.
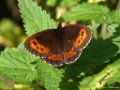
[24,29,64,66]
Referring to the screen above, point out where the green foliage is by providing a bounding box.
[59,38,118,90]
[18,0,56,36]
[20,0,62,89]
[0,45,37,83]
[60,0,79,7]
[108,24,120,53]
[37,61,63,90]
[61,3,109,22]
[0,0,120,90]
[46,0,57,6]
[79,58,120,90]
[0,19,24,47]
[61,3,120,24]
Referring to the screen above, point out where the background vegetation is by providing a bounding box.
[0,0,120,90]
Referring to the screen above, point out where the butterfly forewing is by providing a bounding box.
[24,29,64,66]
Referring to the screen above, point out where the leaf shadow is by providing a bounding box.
[59,38,118,90]
[110,25,120,39]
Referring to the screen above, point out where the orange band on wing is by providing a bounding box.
[30,39,49,54]
[73,29,87,48]
[48,54,62,60]
[64,49,76,59]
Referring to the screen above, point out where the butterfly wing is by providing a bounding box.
[62,24,92,64]
[24,24,92,66]
[24,29,64,66]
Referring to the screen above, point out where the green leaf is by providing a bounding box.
[79,58,120,90]
[88,23,100,31]
[0,19,23,46]
[107,24,119,37]
[37,61,64,90]
[108,24,120,53]
[60,0,79,7]
[67,38,118,73]
[61,3,109,23]
[60,38,118,90]
[0,45,37,83]
[61,3,120,24]
[18,0,63,89]
[46,0,57,6]
[18,0,56,36]
[110,10,120,24]
[99,10,120,24]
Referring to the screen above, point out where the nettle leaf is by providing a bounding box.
[37,61,64,90]
[18,0,63,89]
[61,3,109,23]
[61,3,120,24]
[106,59,120,84]
[88,23,100,31]
[60,0,79,7]
[79,58,120,90]
[64,38,118,74]
[46,0,57,6]
[99,10,120,24]
[59,38,118,90]
[18,0,56,36]
[79,38,118,70]
[0,45,37,83]
[108,24,119,37]
[110,10,120,24]
[108,24,120,53]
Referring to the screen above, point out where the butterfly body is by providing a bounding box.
[24,23,92,66]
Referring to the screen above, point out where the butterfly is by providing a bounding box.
[24,23,92,66]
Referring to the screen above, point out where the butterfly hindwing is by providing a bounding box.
[63,38,82,64]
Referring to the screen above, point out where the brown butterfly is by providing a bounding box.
[24,23,92,66]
